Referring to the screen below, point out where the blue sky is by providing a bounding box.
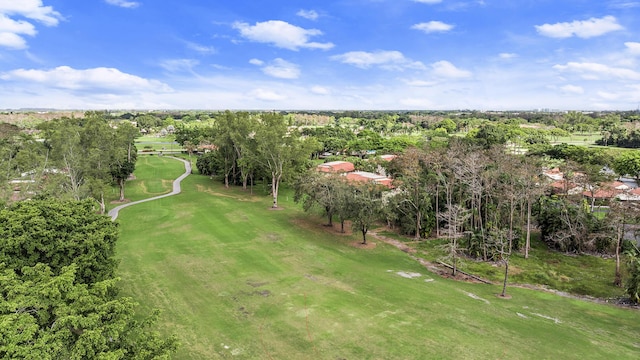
[0,0,639,110]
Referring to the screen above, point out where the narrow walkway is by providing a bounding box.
[108,156,192,221]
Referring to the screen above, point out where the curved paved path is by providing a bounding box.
[108,156,192,221]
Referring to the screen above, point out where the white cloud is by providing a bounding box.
[535,16,623,39]
[248,88,287,101]
[0,0,63,49]
[404,79,437,87]
[186,41,215,54]
[0,31,28,49]
[159,59,199,73]
[499,53,518,59]
[331,50,425,70]
[261,58,301,79]
[560,84,584,94]
[608,1,640,9]
[0,0,63,26]
[0,66,172,92]
[412,21,454,33]
[310,86,330,95]
[597,91,620,100]
[0,14,37,35]
[297,9,319,21]
[626,42,640,56]
[233,20,334,51]
[105,0,141,9]
[553,62,640,81]
[249,58,301,79]
[412,0,443,4]
[431,60,472,78]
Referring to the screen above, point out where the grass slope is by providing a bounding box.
[115,160,640,359]
[106,155,185,207]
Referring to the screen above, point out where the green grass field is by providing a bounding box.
[136,135,183,153]
[114,157,640,359]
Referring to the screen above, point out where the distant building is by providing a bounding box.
[346,171,393,188]
[316,161,355,173]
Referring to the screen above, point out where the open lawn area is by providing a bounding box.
[106,155,187,207]
[115,157,640,359]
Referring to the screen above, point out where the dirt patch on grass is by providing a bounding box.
[349,241,376,249]
[289,217,354,236]
[368,228,492,284]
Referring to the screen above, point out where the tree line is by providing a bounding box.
[1,112,138,211]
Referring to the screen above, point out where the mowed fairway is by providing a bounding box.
[115,157,640,359]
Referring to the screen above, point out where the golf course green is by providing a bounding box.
[114,156,640,359]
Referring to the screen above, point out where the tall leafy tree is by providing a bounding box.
[294,171,343,227]
[253,113,316,208]
[348,182,384,244]
[0,263,178,359]
[613,151,640,182]
[0,199,118,284]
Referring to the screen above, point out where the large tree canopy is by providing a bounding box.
[0,199,178,358]
[0,199,118,284]
[0,263,178,359]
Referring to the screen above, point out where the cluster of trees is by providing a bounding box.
[294,136,640,299]
[598,129,640,148]
[0,199,178,358]
[294,172,385,244]
[184,111,320,207]
[0,112,138,211]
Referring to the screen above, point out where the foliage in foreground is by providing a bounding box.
[0,199,178,359]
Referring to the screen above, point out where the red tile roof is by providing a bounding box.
[316,161,355,173]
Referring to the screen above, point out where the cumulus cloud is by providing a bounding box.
[553,62,640,81]
[560,84,584,94]
[535,16,623,39]
[253,58,301,79]
[412,21,454,33]
[431,60,472,78]
[626,42,640,56]
[310,85,330,95]
[105,0,141,9]
[499,53,518,59]
[330,50,425,70]
[0,66,172,92]
[233,20,334,50]
[248,88,286,101]
[0,0,63,49]
[297,9,319,21]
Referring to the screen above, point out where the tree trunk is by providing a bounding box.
[415,210,421,240]
[271,173,280,208]
[525,199,532,259]
[501,258,509,297]
[452,238,458,276]
[614,224,623,287]
[361,225,367,244]
[435,185,440,237]
[119,178,125,201]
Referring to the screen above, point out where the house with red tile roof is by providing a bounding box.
[316,161,355,173]
[346,171,393,188]
[582,181,629,200]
